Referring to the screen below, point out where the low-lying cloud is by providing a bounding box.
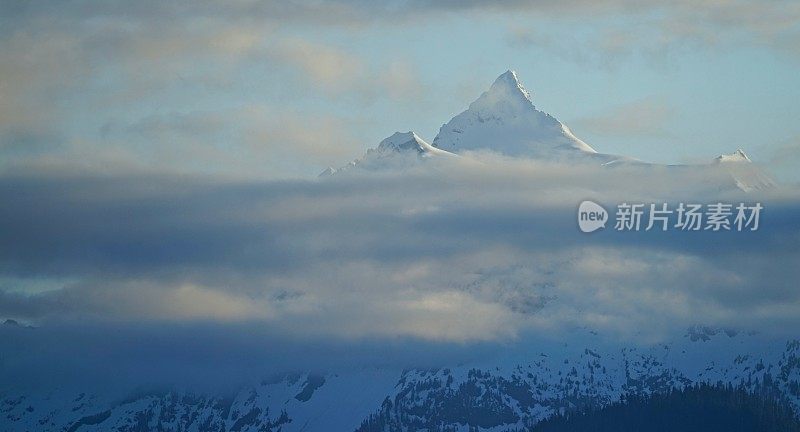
[2,159,798,335]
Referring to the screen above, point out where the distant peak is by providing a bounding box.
[385,131,420,142]
[322,130,455,176]
[733,149,750,160]
[378,131,424,151]
[318,167,336,177]
[715,149,751,163]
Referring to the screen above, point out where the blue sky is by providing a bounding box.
[1,1,799,181]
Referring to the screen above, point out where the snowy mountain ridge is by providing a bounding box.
[323,70,774,192]
[3,330,799,432]
[321,132,456,176]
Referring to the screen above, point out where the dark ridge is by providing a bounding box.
[294,375,326,402]
[533,383,800,432]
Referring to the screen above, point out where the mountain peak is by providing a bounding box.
[374,131,453,157]
[468,70,533,114]
[488,70,531,102]
[715,149,752,163]
[711,148,775,191]
[432,69,598,157]
[377,131,426,152]
[321,131,455,176]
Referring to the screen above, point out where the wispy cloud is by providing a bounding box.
[505,0,800,65]
[267,38,425,101]
[268,38,365,95]
[572,97,675,138]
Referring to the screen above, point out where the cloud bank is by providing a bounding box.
[2,161,798,332]
[1,156,798,390]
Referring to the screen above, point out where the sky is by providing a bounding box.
[1,0,799,181]
[1,1,800,392]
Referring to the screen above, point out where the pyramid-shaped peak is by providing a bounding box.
[488,70,531,101]
[465,70,535,116]
[433,69,598,157]
[494,70,521,85]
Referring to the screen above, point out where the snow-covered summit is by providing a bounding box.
[376,131,452,157]
[480,70,533,106]
[715,149,752,163]
[320,131,455,176]
[321,70,773,191]
[710,149,775,191]
[431,70,601,159]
